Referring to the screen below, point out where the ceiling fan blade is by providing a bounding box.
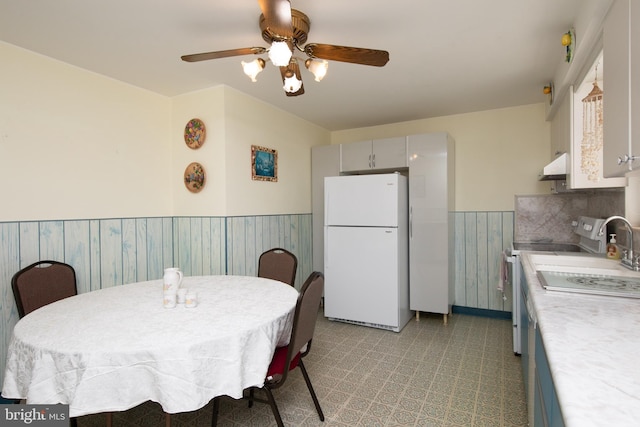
[304,43,390,67]
[279,62,304,96]
[181,47,266,62]
[258,0,293,39]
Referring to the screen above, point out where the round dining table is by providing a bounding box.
[1,275,299,418]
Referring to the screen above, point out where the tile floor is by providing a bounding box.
[77,311,527,427]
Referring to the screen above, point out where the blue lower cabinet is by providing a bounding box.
[534,372,546,427]
[534,329,565,427]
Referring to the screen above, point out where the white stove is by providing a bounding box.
[572,216,608,253]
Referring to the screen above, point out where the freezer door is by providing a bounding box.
[324,174,404,227]
[324,226,400,328]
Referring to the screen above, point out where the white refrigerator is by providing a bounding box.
[323,173,412,332]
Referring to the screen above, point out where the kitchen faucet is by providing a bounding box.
[598,215,639,271]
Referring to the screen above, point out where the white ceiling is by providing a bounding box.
[1,0,586,131]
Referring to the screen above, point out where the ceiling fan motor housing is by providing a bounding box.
[260,9,310,45]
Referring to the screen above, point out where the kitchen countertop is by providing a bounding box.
[521,252,640,427]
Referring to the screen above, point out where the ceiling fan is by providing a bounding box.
[181,0,389,97]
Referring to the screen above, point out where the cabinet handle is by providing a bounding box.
[368,154,372,168]
[372,153,376,168]
[617,154,638,165]
[409,206,413,239]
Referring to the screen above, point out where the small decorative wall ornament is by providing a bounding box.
[562,28,575,63]
[580,64,604,182]
[543,82,554,105]
[184,162,206,192]
[184,118,206,149]
[251,145,278,182]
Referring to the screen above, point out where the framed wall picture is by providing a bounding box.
[251,145,278,182]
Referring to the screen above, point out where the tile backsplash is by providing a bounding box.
[514,190,625,243]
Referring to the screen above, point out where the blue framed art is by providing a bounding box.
[251,145,278,182]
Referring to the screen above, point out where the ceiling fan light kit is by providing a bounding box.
[281,59,304,95]
[305,58,328,82]
[181,0,389,96]
[241,58,266,82]
[283,74,302,93]
[267,40,293,66]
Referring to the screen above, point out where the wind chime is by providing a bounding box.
[580,65,604,182]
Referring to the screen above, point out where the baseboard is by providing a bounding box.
[452,305,512,320]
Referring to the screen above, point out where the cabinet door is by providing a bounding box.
[372,137,407,169]
[535,329,565,427]
[520,276,530,400]
[603,0,632,177]
[407,133,452,314]
[311,145,341,272]
[570,79,626,188]
[340,140,372,172]
[632,0,640,170]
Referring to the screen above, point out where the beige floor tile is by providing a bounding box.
[76,311,526,427]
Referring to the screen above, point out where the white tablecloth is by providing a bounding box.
[2,275,298,417]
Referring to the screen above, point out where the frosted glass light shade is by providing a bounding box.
[268,41,292,67]
[241,58,265,82]
[283,75,302,93]
[305,59,328,82]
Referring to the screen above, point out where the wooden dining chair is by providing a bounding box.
[258,248,298,287]
[211,271,325,427]
[11,260,78,318]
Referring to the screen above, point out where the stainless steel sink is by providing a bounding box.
[531,253,640,298]
[537,270,640,298]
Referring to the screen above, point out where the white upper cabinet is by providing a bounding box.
[340,137,407,172]
[603,0,640,177]
[567,53,626,189]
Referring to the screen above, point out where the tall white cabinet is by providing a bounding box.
[407,133,455,322]
[311,145,341,273]
[311,133,455,323]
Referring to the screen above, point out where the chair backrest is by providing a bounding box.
[287,271,324,363]
[11,260,78,318]
[258,248,298,286]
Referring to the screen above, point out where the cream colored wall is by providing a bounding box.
[0,42,173,221]
[172,87,228,216]
[1,41,548,219]
[222,88,329,216]
[331,104,551,211]
[172,87,330,217]
[0,43,330,221]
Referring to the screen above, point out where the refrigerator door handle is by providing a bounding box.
[324,186,330,224]
[324,227,329,268]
